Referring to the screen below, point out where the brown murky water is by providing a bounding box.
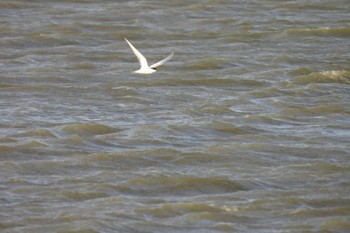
[1,1,350,232]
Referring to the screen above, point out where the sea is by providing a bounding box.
[1,0,350,232]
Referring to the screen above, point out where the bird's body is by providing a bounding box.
[124,38,173,74]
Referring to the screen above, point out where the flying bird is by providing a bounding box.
[124,37,174,74]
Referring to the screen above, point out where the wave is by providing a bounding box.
[0,83,13,88]
[17,140,48,148]
[281,105,348,116]
[0,1,27,9]
[120,176,249,196]
[207,121,265,135]
[292,70,350,84]
[184,58,233,70]
[119,76,267,88]
[0,145,10,153]
[14,129,56,138]
[62,123,121,136]
[284,27,350,37]
[134,202,233,218]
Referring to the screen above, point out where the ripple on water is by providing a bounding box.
[292,70,350,85]
[61,123,121,136]
[119,176,249,197]
[284,27,350,38]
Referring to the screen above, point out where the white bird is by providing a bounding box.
[124,37,174,74]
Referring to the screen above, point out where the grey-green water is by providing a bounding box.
[1,1,350,232]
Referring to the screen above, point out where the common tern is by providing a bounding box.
[124,37,174,74]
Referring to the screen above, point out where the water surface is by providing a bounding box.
[1,0,350,232]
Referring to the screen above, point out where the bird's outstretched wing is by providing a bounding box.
[124,38,149,69]
[150,52,174,69]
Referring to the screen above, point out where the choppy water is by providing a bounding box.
[1,0,350,232]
